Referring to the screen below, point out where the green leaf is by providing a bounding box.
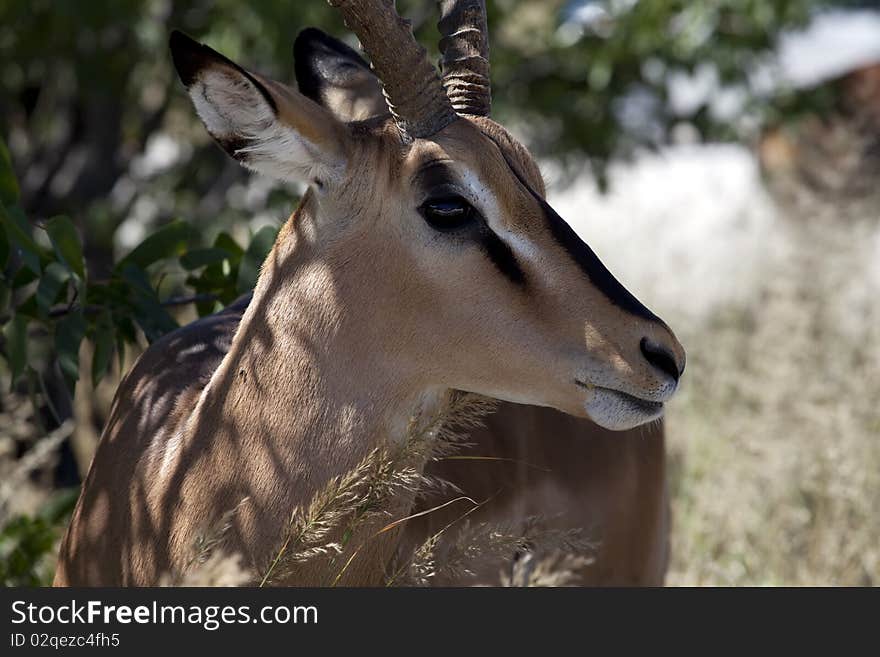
[214,231,244,263]
[0,283,9,315]
[55,310,86,391]
[10,265,38,290]
[36,262,71,316]
[0,515,55,586]
[196,297,219,317]
[91,311,115,388]
[12,294,39,320]
[0,137,19,206]
[120,264,178,343]
[237,225,278,294]
[180,247,230,271]
[0,201,41,275]
[45,215,85,279]
[114,313,137,346]
[116,334,127,374]
[0,216,9,270]
[38,487,81,524]
[2,314,28,388]
[115,220,192,271]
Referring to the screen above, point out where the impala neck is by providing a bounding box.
[188,198,445,575]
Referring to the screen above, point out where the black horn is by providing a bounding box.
[437,0,491,116]
[328,0,458,138]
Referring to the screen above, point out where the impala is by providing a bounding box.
[55,0,684,586]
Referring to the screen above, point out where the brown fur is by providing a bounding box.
[55,31,682,586]
[55,296,668,586]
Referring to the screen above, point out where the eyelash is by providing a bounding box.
[418,195,478,231]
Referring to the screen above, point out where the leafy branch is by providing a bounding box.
[0,136,280,400]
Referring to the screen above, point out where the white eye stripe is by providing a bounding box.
[457,167,540,264]
[458,168,501,221]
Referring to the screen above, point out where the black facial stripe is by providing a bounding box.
[478,227,527,286]
[537,196,658,321]
[414,160,526,286]
[478,130,659,322]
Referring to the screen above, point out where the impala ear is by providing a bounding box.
[293,27,388,123]
[170,30,348,186]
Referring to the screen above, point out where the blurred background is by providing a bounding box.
[1,0,878,585]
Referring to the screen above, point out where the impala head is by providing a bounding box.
[169,0,684,430]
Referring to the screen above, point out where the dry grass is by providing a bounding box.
[666,208,880,585]
[550,125,880,586]
[256,392,498,586]
[395,516,593,587]
[4,136,879,586]
[146,187,880,587]
[173,393,594,587]
[0,421,73,527]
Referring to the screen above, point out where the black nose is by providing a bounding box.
[640,338,682,383]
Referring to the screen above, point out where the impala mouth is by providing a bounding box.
[574,379,664,429]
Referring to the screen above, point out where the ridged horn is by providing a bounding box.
[437,0,491,116]
[328,0,458,138]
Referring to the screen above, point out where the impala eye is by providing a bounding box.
[419,196,476,231]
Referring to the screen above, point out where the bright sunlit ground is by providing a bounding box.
[554,143,880,585]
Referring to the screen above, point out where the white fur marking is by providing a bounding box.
[189,70,344,185]
[459,168,541,263]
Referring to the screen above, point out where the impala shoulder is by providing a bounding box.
[106,296,250,450]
